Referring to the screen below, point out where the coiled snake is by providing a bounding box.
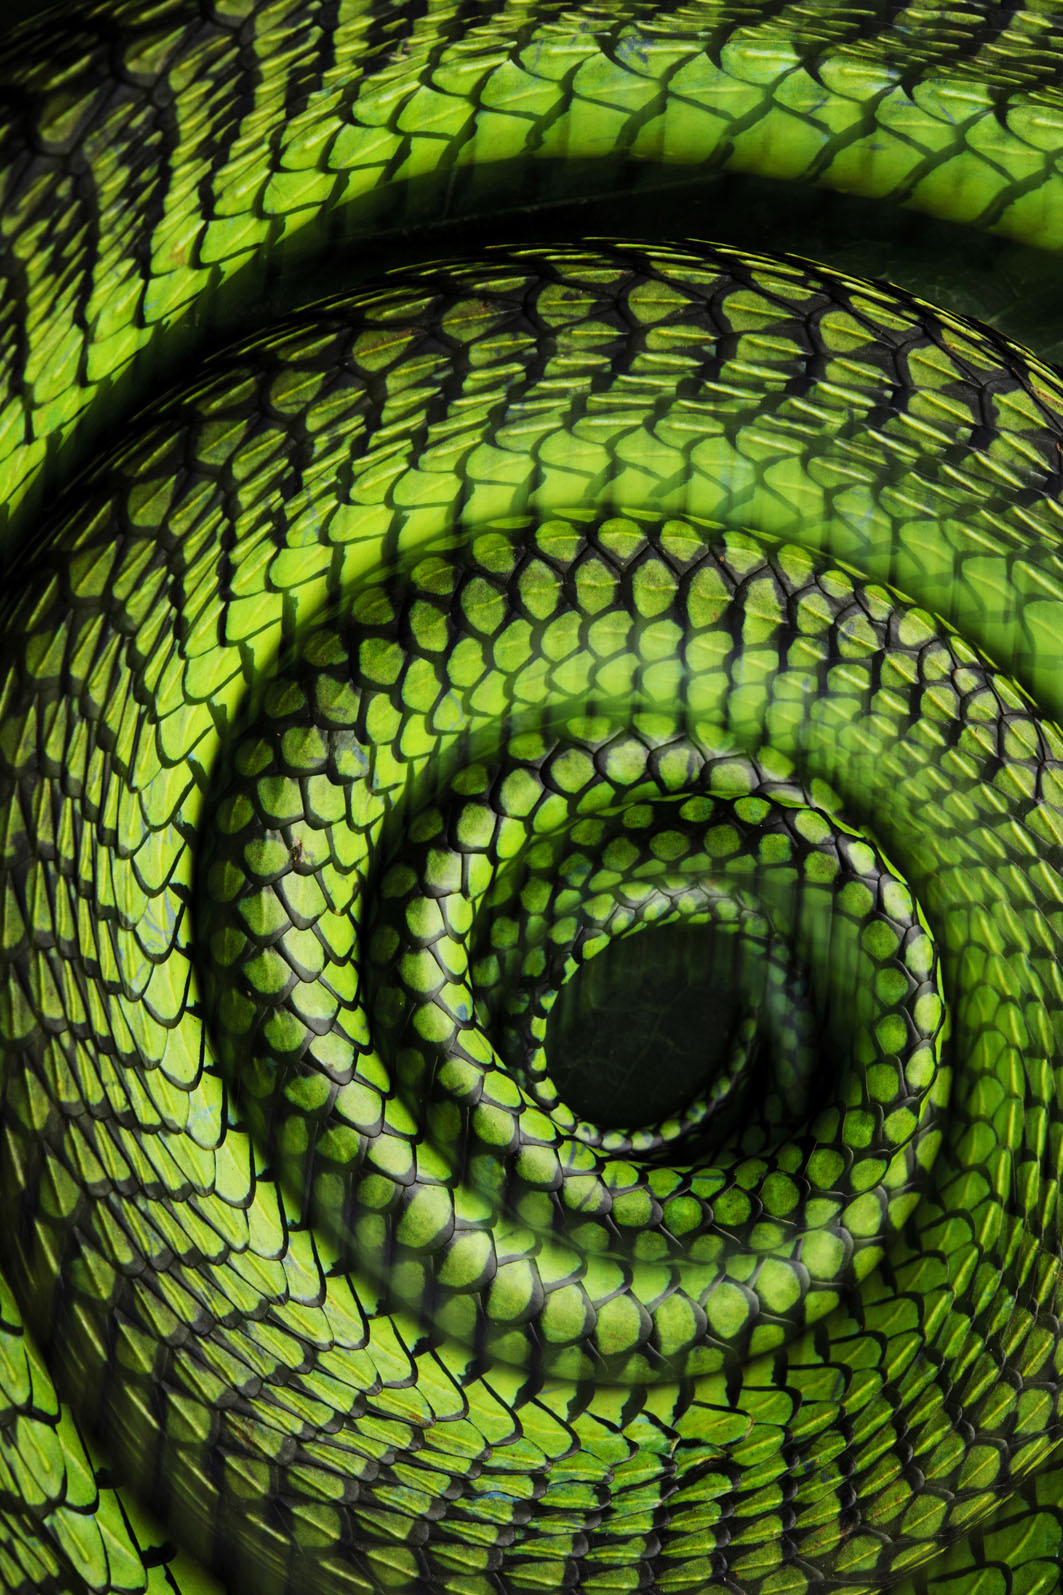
[5,2,1063,1592]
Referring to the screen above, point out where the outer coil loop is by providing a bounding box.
[4,228,1063,1593]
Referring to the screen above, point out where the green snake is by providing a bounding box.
[8,2,1063,1592]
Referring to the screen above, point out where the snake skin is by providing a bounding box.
[5,3,1063,1593]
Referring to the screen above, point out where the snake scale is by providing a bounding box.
[9,1,1063,1592]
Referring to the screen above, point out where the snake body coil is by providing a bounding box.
[5,4,1063,1594]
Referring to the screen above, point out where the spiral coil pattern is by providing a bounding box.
[5,5,1063,1595]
